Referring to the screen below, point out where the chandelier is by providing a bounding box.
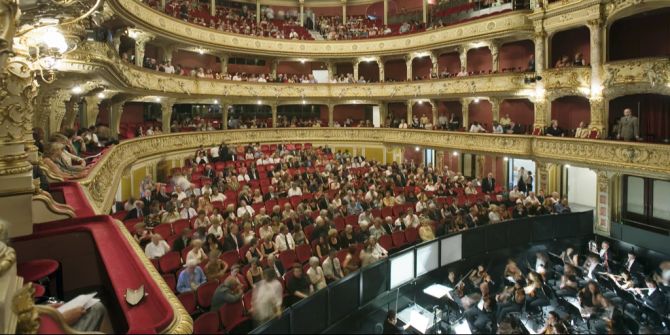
[8,0,102,83]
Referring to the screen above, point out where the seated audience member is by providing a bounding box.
[492,121,504,134]
[265,254,285,278]
[176,259,206,293]
[251,269,283,325]
[545,120,564,137]
[48,299,109,332]
[246,257,264,288]
[133,222,152,249]
[144,234,170,259]
[186,239,208,264]
[322,249,344,282]
[418,221,436,241]
[210,276,244,312]
[172,228,192,252]
[507,121,523,134]
[275,225,295,252]
[383,309,409,334]
[469,121,487,133]
[306,256,327,290]
[342,245,361,275]
[574,121,590,138]
[288,263,313,301]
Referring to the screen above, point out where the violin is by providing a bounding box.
[454,269,474,298]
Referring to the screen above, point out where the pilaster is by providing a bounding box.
[83,96,101,128]
[160,99,175,133]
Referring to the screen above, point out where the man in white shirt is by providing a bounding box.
[523,191,541,206]
[364,185,378,202]
[236,200,255,218]
[179,199,198,220]
[164,62,175,74]
[274,225,295,252]
[288,29,299,39]
[358,208,374,226]
[145,234,170,259]
[404,208,420,228]
[469,122,487,133]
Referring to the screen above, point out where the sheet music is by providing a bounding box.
[423,284,452,299]
[57,293,99,313]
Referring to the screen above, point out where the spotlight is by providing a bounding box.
[96,92,105,99]
[415,146,420,151]
[257,100,262,105]
[155,97,161,102]
[503,156,509,161]
[214,99,219,104]
[452,152,458,156]
[71,86,82,94]
[565,164,571,168]
[474,98,480,103]
[302,100,306,105]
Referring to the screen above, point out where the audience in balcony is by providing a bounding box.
[615,108,640,141]
[555,53,587,68]
[545,120,565,137]
[469,121,487,133]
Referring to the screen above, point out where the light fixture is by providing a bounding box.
[302,100,306,105]
[198,48,204,55]
[415,146,420,151]
[71,86,82,94]
[565,164,571,168]
[97,92,105,99]
[503,156,509,161]
[452,151,459,156]
[257,100,262,105]
[155,97,162,102]
[300,59,306,64]
[417,101,423,105]
[213,99,219,104]
[473,98,480,103]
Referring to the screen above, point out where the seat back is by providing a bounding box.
[158,251,182,274]
[378,235,393,251]
[196,280,220,310]
[391,231,406,248]
[295,244,312,264]
[193,311,220,334]
[178,292,197,315]
[218,301,245,330]
[405,227,419,244]
[279,250,298,270]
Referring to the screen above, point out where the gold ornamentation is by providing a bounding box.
[109,0,531,57]
[13,283,39,334]
[0,68,38,143]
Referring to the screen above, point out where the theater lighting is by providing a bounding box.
[418,101,423,105]
[302,100,306,104]
[300,59,306,64]
[213,99,219,104]
[155,97,161,102]
[97,92,105,99]
[71,86,82,94]
[565,164,571,168]
[453,152,459,156]
[198,48,204,55]
[474,98,480,103]
[257,100,262,105]
[503,157,509,161]
[415,146,420,151]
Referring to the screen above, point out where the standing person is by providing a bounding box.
[617,108,640,141]
[251,269,284,326]
[517,167,527,194]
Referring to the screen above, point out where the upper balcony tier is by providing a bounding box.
[108,0,532,58]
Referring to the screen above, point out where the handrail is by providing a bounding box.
[76,128,670,216]
[251,210,594,333]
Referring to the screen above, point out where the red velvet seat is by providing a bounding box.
[152,223,172,238]
[17,259,63,298]
[178,292,197,315]
[344,215,358,227]
[381,207,393,219]
[405,227,419,244]
[278,250,298,271]
[193,311,221,334]
[295,244,312,264]
[242,290,253,312]
[333,217,345,232]
[33,283,46,298]
[303,225,314,241]
[218,301,251,333]
[379,235,394,251]
[161,273,177,293]
[196,280,219,310]
[220,250,241,268]
[158,251,182,274]
[392,231,407,249]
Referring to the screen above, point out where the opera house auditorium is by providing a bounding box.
[1,0,670,333]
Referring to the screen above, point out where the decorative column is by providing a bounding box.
[459,46,468,72]
[588,18,605,133]
[132,30,155,67]
[222,103,231,129]
[210,0,215,16]
[220,53,228,75]
[489,42,499,72]
[460,98,470,129]
[532,98,548,130]
[377,57,384,82]
[379,101,387,126]
[533,26,546,74]
[422,0,428,24]
[430,100,438,126]
[271,104,278,128]
[271,59,278,78]
[383,0,388,25]
[39,89,70,136]
[83,96,101,128]
[342,0,347,24]
[162,45,174,63]
[299,0,305,26]
[110,101,126,140]
[61,99,78,130]
[160,99,175,133]
[406,100,413,124]
[0,66,39,238]
[327,61,336,80]
[430,51,439,77]
[256,0,261,24]
[353,59,359,81]
[489,97,500,122]
[595,170,615,236]
[406,55,413,81]
[327,103,334,127]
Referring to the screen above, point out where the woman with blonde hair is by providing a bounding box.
[186,239,208,264]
